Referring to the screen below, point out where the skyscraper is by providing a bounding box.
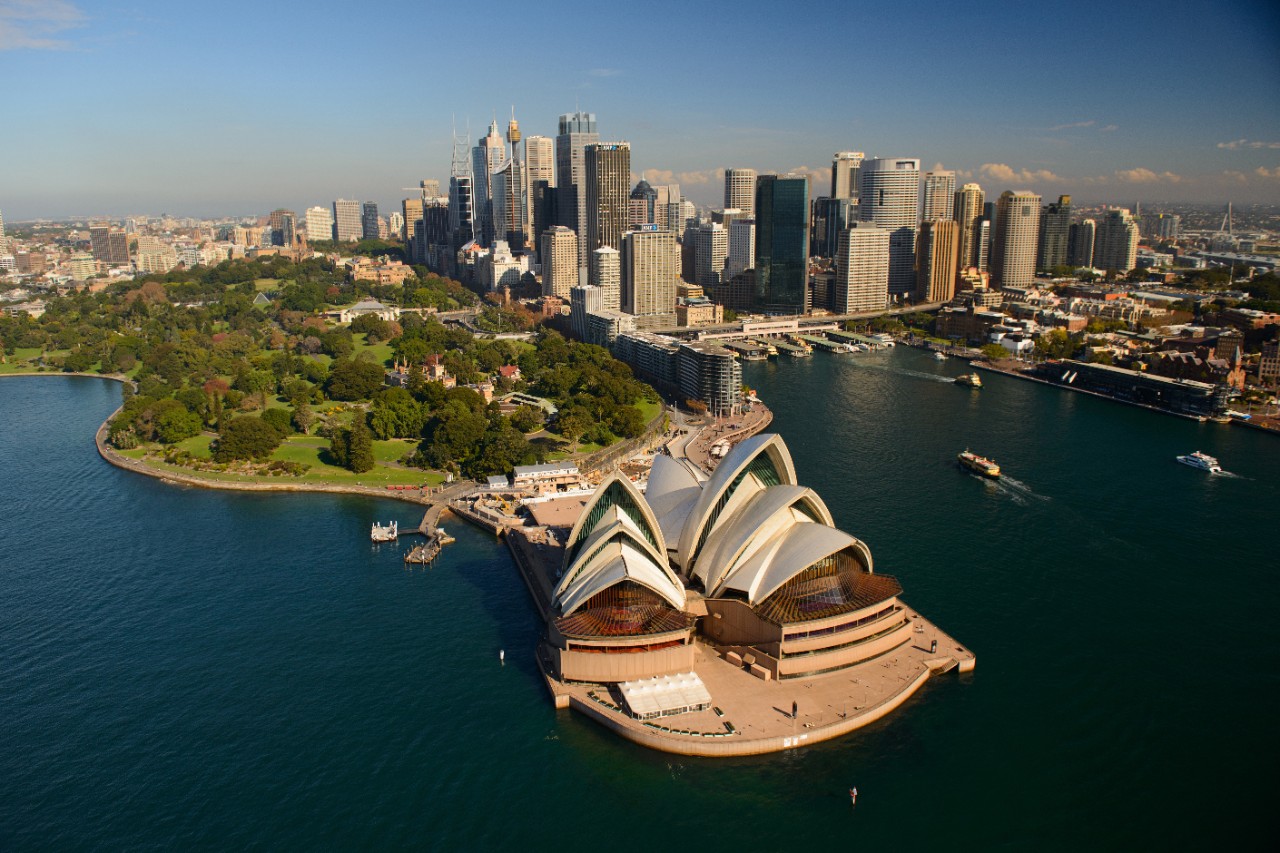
[361,202,379,241]
[654,184,682,233]
[831,152,864,200]
[555,111,599,272]
[472,120,507,246]
[622,229,678,318]
[811,197,854,259]
[694,222,729,290]
[724,168,757,216]
[1037,195,1072,272]
[921,171,956,222]
[857,157,921,295]
[991,191,1041,288]
[834,223,890,314]
[953,183,985,271]
[524,135,555,187]
[1068,219,1096,268]
[754,174,810,315]
[541,226,579,299]
[591,246,621,311]
[1093,208,1140,273]
[726,218,755,279]
[915,219,960,303]
[584,142,631,267]
[491,158,529,250]
[333,199,362,242]
[306,206,334,243]
[629,179,657,227]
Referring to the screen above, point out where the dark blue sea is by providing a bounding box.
[1,353,1276,850]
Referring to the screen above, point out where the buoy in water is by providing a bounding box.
[499,649,505,663]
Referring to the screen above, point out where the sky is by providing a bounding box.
[3,0,1280,220]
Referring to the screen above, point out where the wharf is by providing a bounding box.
[797,334,848,353]
[767,339,811,357]
[972,360,1219,423]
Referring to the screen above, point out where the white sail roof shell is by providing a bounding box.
[717,522,868,604]
[555,537,687,615]
[676,433,797,570]
[692,485,835,594]
[643,455,705,544]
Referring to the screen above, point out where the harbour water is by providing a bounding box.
[1,355,1276,850]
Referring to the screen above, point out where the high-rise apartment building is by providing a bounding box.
[89,223,130,265]
[831,152,864,200]
[921,171,956,222]
[555,111,599,272]
[541,226,579,299]
[585,142,631,264]
[1140,212,1180,240]
[361,202,379,241]
[754,174,810,315]
[991,190,1041,288]
[915,219,960,303]
[1093,208,1140,273]
[1068,219,1096,268]
[622,228,678,318]
[857,157,921,295]
[306,206,334,243]
[1037,195,1072,272]
[724,168,757,216]
[591,246,621,311]
[333,199,362,242]
[834,223,890,314]
[953,183,985,271]
[401,198,423,242]
[90,224,130,263]
[694,222,729,290]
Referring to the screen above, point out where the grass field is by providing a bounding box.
[121,433,444,488]
[352,333,395,366]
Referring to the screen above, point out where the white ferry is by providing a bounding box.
[1175,451,1222,474]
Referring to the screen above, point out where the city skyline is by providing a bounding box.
[3,0,1280,219]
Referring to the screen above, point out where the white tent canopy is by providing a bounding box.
[619,672,713,720]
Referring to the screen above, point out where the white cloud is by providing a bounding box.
[1048,120,1095,131]
[1255,165,1280,179]
[1115,167,1183,184]
[978,163,1063,184]
[0,0,85,50]
[588,68,621,77]
[1217,139,1280,150]
[1098,125,1119,132]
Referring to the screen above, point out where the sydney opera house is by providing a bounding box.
[545,434,919,686]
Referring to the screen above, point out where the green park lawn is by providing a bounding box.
[352,332,395,366]
[123,433,444,489]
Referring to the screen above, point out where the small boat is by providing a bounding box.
[371,520,399,542]
[955,373,982,388]
[958,450,1000,478]
[1175,451,1222,474]
[934,351,947,361]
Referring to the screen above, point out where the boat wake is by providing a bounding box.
[995,475,1050,504]
[854,361,956,384]
[967,472,1050,504]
